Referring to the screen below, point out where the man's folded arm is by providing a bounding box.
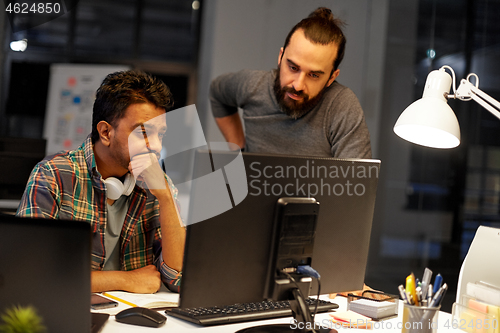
[16,164,60,219]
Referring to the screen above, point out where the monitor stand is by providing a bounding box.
[235,288,337,333]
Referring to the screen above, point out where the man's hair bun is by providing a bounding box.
[309,7,334,21]
[282,7,347,70]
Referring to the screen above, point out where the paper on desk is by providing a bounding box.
[92,290,179,316]
[329,310,373,329]
[105,290,179,309]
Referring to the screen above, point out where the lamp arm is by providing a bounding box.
[469,92,500,121]
[455,79,500,121]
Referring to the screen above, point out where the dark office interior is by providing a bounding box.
[1,0,499,314]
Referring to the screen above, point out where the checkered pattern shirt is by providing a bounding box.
[16,135,182,292]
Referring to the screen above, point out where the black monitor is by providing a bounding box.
[177,150,380,331]
[0,137,46,203]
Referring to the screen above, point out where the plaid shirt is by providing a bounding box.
[16,135,182,292]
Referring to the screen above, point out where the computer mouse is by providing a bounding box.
[115,307,167,328]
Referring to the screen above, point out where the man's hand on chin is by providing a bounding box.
[129,153,168,198]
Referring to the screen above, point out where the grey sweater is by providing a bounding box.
[210,69,371,159]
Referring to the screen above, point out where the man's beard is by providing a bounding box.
[113,148,131,172]
[273,67,327,119]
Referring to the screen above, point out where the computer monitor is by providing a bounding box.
[178,150,380,319]
[0,137,46,203]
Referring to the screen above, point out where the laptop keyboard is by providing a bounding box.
[166,298,338,326]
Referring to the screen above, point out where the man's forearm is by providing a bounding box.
[91,266,161,294]
[215,113,246,149]
[92,270,130,293]
[157,188,186,272]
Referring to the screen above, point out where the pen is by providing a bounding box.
[429,283,448,308]
[406,291,415,305]
[406,273,419,306]
[421,267,432,301]
[399,285,416,320]
[398,284,410,304]
[433,274,443,294]
[416,286,422,303]
[427,284,433,304]
[436,284,448,307]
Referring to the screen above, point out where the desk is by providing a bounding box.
[98,296,464,332]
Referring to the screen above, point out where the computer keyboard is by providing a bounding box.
[165,298,338,326]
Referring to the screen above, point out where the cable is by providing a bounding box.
[281,270,318,333]
[297,265,321,319]
[281,270,303,296]
[297,265,320,279]
[313,278,321,319]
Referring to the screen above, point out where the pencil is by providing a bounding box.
[102,292,138,308]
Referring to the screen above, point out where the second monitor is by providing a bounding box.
[179,151,381,309]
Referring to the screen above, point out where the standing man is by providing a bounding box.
[17,70,185,293]
[210,7,371,159]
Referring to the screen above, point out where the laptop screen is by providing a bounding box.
[0,214,92,333]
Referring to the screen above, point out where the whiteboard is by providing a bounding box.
[43,64,130,155]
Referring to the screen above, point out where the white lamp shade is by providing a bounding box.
[394,97,461,149]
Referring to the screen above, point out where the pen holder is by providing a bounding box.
[402,303,440,333]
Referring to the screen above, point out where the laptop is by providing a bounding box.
[0,214,108,333]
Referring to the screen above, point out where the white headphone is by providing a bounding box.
[104,173,135,200]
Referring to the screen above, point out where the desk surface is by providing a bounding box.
[97,296,463,332]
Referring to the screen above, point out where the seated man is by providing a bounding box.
[17,70,185,293]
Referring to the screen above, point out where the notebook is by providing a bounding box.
[0,214,107,333]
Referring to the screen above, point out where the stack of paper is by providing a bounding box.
[348,299,398,319]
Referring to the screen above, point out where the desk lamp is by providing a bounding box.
[394,65,500,148]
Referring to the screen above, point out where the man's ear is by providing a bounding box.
[96,121,113,147]
[326,69,340,87]
[278,47,284,66]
